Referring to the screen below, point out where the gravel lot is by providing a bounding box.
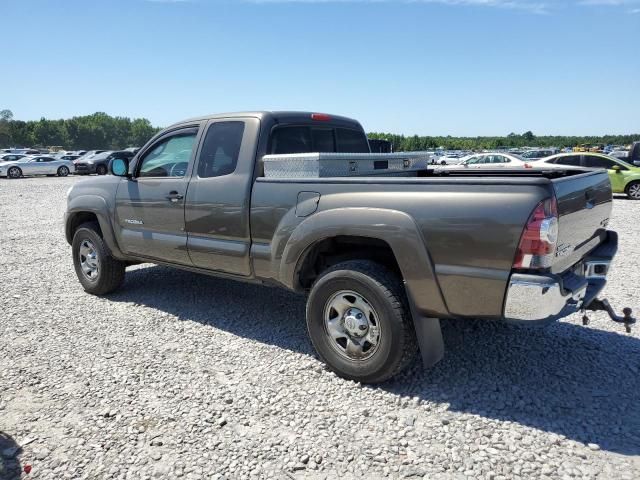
[1,175,639,480]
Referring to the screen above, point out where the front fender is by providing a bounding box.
[280,207,450,319]
[65,195,126,259]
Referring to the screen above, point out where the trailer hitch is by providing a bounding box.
[582,299,636,333]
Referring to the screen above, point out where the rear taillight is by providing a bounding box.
[513,197,559,269]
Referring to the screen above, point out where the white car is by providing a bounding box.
[0,155,75,178]
[437,154,468,165]
[442,153,530,169]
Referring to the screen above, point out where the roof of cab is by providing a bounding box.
[167,111,363,130]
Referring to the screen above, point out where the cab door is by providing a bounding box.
[184,117,259,276]
[114,126,201,265]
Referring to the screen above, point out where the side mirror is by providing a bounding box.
[612,165,622,173]
[110,158,130,177]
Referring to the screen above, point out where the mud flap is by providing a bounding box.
[412,315,445,368]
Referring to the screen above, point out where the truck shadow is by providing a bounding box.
[110,265,640,456]
[0,431,22,480]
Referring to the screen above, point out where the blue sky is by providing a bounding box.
[1,0,639,136]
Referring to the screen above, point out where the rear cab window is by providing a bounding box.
[269,126,369,154]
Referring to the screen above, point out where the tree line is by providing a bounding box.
[1,109,638,152]
[367,131,640,151]
[0,110,160,150]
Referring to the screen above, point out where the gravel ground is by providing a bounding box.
[0,175,639,480]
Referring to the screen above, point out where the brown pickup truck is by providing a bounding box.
[64,111,633,383]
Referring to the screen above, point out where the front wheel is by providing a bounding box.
[57,166,69,177]
[306,260,417,384]
[72,222,126,295]
[626,181,640,200]
[7,166,22,179]
[96,164,107,175]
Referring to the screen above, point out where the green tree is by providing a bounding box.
[0,109,13,146]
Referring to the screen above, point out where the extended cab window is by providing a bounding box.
[336,128,370,153]
[197,121,245,178]
[138,131,197,178]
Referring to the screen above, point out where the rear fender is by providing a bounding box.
[280,208,446,312]
[279,207,448,368]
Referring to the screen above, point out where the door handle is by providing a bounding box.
[167,191,184,203]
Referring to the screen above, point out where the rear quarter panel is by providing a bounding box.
[251,178,551,318]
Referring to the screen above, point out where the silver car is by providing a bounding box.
[441,153,530,169]
[0,155,75,178]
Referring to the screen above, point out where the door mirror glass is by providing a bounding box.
[111,158,129,176]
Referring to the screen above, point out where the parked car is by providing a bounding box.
[628,141,640,166]
[444,152,529,169]
[73,150,108,167]
[74,151,115,175]
[59,154,81,162]
[535,152,640,199]
[609,150,629,160]
[520,149,556,161]
[438,153,467,165]
[63,111,627,383]
[1,153,26,162]
[0,155,75,178]
[2,148,41,155]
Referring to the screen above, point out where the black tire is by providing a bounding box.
[57,166,69,177]
[7,166,22,179]
[306,260,417,384]
[625,181,640,200]
[96,164,107,175]
[72,222,126,295]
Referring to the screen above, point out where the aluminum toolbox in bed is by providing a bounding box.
[262,152,432,178]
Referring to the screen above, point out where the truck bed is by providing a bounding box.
[251,168,612,319]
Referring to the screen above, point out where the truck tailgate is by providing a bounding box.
[551,170,612,273]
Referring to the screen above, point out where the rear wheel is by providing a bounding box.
[626,181,640,200]
[96,164,107,175]
[57,166,69,177]
[7,166,21,179]
[306,260,417,384]
[72,222,126,295]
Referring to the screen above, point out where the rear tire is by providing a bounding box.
[72,222,126,295]
[57,166,69,177]
[626,181,640,200]
[306,260,417,384]
[7,166,21,179]
[96,164,107,175]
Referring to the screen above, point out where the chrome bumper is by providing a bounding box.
[503,274,587,323]
[503,230,617,325]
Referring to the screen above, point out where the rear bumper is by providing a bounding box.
[503,231,617,325]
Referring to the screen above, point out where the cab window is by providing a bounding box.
[197,121,245,178]
[138,130,197,178]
